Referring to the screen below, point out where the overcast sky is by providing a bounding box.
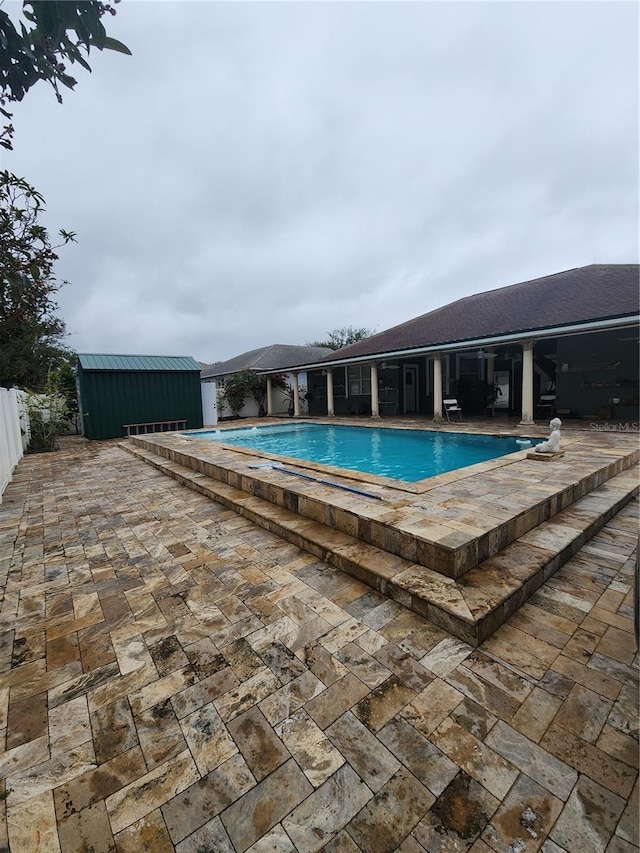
[3,0,638,364]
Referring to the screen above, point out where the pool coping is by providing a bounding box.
[123,417,639,644]
[181,419,543,494]
[128,418,639,581]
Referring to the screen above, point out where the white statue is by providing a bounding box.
[535,417,562,453]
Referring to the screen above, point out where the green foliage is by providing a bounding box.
[55,357,79,418]
[307,326,375,351]
[25,369,72,452]
[283,381,307,414]
[0,171,75,389]
[0,5,129,393]
[250,371,286,413]
[486,382,502,408]
[241,369,269,413]
[218,370,287,417]
[0,1,131,150]
[218,371,251,418]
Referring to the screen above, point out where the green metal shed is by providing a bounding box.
[77,354,204,440]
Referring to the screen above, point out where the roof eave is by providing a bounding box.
[258,314,640,373]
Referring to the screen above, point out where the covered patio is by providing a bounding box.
[263,265,639,426]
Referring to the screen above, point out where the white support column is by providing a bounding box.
[370,361,380,419]
[326,369,335,417]
[519,340,535,425]
[432,353,443,422]
[293,372,301,417]
[266,377,274,416]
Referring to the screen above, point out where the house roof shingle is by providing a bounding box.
[201,344,334,379]
[318,264,640,364]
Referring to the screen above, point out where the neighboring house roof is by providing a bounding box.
[201,345,333,379]
[315,264,639,365]
[77,354,203,372]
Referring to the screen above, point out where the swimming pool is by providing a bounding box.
[188,423,537,482]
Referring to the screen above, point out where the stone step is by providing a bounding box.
[127,432,639,580]
[121,442,638,645]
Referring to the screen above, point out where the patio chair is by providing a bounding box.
[443,398,463,422]
[536,394,556,419]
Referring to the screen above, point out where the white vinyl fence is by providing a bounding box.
[1,387,29,502]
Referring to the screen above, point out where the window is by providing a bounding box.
[347,364,371,396]
[457,355,481,379]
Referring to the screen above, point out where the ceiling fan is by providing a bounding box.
[380,361,400,369]
[475,349,497,360]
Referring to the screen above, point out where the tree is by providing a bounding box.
[0,0,131,150]
[0,4,130,389]
[55,355,80,424]
[218,370,287,418]
[24,367,74,451]
[243,370,287,415]
[217,372,250,418]
[0,170,76,389]
[307,326,376,351]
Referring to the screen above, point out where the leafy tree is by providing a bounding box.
[242,370,287,415]
[0,0,131,150]
[0,170,76,389]
[217,372,250,418]
[0,4,131,389]
[55,356,80,422]
[307,326,375,351]
[218,370,287,418]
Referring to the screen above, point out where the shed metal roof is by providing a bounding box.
[77,354,202,372]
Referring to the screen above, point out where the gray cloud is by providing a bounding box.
[3,0,637,363]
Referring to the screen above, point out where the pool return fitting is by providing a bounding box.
[247,462,383,500]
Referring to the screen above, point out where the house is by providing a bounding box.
[77,354,204,440]
[260,265,639,424]
[201,344,333,422]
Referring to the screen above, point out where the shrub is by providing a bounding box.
[218,370,287,417]
[24,370,73,452]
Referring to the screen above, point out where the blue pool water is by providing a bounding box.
[188,423,538,482]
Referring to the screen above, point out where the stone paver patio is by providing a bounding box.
[126,419,639,644]
[0,437,637,852]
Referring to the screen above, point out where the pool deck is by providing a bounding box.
[0,431,637,852]
[126,416,639,644]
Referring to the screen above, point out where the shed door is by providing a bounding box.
[201,381,218,426]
